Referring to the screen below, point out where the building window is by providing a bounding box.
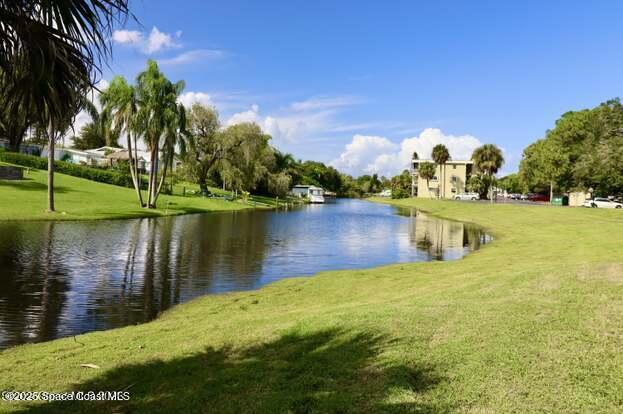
[453,165,457,169]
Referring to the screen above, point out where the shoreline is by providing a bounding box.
[1,199,622,412]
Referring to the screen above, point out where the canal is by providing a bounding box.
[0,199,490,348]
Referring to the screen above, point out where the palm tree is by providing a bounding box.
[0,1,130,212]
[101,76,143,206]
[418,162,436,199]
[431,144,450,199]
[135,60,185,208]
[471,144,504,203]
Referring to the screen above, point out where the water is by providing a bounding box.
[0,199,489,348]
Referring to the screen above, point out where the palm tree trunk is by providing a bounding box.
[126,132,144,207]
[149,147,160,208]
[47,123,55,213]
[154,148,171,205]
[550,181,554,205]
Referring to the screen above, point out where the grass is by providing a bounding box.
[1,198,623,413]
[0,164,251,221]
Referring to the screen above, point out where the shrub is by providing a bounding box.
[0,151,141,189]
[391,188,409,199]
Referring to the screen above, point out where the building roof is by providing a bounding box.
[105,150,146,161]
[413,159,473,165]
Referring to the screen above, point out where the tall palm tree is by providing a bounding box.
[135,60,185,208]
[154,103,186,204]
[418,162,436,199]
[471,144,504,203]
[101,76,143,206]
[0,1,130,212]
[431,144,450,199]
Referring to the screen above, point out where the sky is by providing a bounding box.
[93,0,623,177]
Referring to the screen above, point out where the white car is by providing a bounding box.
[583,197,623,209]
[454,192,480,201]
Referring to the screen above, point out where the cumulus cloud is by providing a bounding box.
[178,91,214,108]
[331,128,483,177]
[112,26,181,54]
[112,29,143,45]
[223,95,362,145]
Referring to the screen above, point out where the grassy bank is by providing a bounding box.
[0,165,250,221]
[1,198,623,413]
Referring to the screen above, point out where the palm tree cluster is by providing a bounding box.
[103,61,186,208]
[0,0,130,212]
[471,144,504,202]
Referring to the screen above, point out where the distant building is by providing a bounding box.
[411,158,474,198]
[290,184,325,203]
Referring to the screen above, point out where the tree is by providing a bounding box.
[135,60,185,208]
[519,139,567,202]
[180,103,222,195]
[471,144,504,203]
[72,97,120,150]
[218,123,272,193]
[101,76,143,206]
[0,1,130,212]
[431,144,450,199]
[390,170,411,199]
[418,162,436,199]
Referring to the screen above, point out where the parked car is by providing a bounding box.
[454,192,480,201]
[527,193,550,202]
[509,193,522,200]
[583,197,623,208]
[520,194,529,200]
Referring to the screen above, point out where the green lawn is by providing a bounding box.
[0,166,250,221]
[1,198,623,413]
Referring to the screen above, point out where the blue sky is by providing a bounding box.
[99,0,623,176]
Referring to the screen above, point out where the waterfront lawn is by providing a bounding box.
[0,165,249,221]
[1,198,623,413]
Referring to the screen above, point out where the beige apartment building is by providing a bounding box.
[411,159,474,198]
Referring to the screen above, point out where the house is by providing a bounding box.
[290,184,326,203]
[41,145,124,166]
[411,158,473,198]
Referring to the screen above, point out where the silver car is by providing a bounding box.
[454,192,480,201]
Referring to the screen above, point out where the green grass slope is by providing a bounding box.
[0,198,622,413]
[0,166,249,221]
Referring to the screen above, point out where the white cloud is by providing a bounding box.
[178,91,214,108]
[159,49,224,66]
[330,135,398,176]
[226,104,261,125]
[112,30,143,45]
[331,128,483,177]
[145,27,181,54]
[224,95,362,145]
[112,26,181,54]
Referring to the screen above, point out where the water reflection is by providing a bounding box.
[0,200,489,348]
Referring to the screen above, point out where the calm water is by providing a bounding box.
[0,199,489,348]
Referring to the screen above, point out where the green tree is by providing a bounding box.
[471,144,504,203]
[102,76,144,206]
[418,161,436,199]
[431,144,450,199]
[179,103,221,195]
[519,139,567,202]
[0,1,130,212]
[135,60,185,208]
